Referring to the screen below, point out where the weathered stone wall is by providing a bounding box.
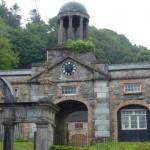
[47,49,96,66]
[0,76,31,102]
[94,81,110,139]
[109,69,150,140]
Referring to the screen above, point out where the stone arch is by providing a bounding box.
[112,100,150,141]
[54,99,93,145]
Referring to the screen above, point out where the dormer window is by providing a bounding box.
[124,83,141,94]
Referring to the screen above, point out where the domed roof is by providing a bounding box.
[59,1,88,14]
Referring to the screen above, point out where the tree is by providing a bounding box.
[0,18,19,69]
[0,1,21,28]
[29,9,44,24]
[9,3,21,27]
[47,16,58,48]
[9,22,49,68]
[136,46,150,62]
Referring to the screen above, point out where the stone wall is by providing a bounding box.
[109,69,150,140]
[94,80,110,139]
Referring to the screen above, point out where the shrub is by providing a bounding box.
[49,145,87,150]
[65,39,95,53]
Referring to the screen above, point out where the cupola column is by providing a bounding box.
[79,17,84,39]
[68,16,73,39]
[58,18,64,44]
[85,20,88,39]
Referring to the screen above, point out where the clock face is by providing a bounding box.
[62,61,76,76]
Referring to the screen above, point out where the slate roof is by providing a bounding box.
[0,63,149,76]
[0,69,31,76]
[109,63,150,71]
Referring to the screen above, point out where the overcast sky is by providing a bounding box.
[5,0,150,48]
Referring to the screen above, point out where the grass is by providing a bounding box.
[0,141,33,150]
[88,142,150,150]
[50,142,150,150]
[0,141,149,150]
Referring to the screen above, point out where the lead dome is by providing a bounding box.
[59,1,88,15]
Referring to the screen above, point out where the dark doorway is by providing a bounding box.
[118,105,150,141]
[54,100,88,146]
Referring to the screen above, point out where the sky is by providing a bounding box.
[5,0,150,48]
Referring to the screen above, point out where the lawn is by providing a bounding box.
[50,142,150,150]
[0,141,33,150]
[0,142,149,150]
[88,142,150,150]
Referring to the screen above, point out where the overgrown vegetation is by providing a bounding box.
[49,145,87,150]
[0,0,150,69]
[65,39,95,53]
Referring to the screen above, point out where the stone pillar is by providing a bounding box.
[36,124,48,150]
[3,123,14,150]
[80,17,84,39]
[68,16,73,39]
[85,20,88,39]
[58,19,63,44]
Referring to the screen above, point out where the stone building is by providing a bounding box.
[0,1,150,146]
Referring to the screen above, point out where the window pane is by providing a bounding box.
[139,115,146,128]
[131,116,137,128]
[121,116,129,129]
[121,109,147,129]
[62,86,76,95]
[124,83,141,94]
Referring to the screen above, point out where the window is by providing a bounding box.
[121,109,147,130]
[124,83,141,94]
[62,86,77,95]
[75,123,83,129]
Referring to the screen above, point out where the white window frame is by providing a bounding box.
[62,86,77,95]
[121,109,147,130]
[124,83,141,94]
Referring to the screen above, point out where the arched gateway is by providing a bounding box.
[0,77,58,150]
[54,100,88,146]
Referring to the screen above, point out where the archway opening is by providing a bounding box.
[118,104,150,141]
[54,100,88,146]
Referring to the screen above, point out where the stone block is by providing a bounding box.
[94,87,108,93]
[97,92,108,98]
[95,120,109,126]
[95,81,107,88]
[95,108,109,114]
[95,131,110,137]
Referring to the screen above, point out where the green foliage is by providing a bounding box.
[88,142,150,150]
[0,18,19,69]
[65,39,95,53]
[0,1,150,69]
[0,1,21,28]
[29,9,44,24]
[49,143,150,150]
[8,22,48,68]
[89,27,138,63]
[136,46,150,62]
[47,16,58,48]
[49,145,87,150]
